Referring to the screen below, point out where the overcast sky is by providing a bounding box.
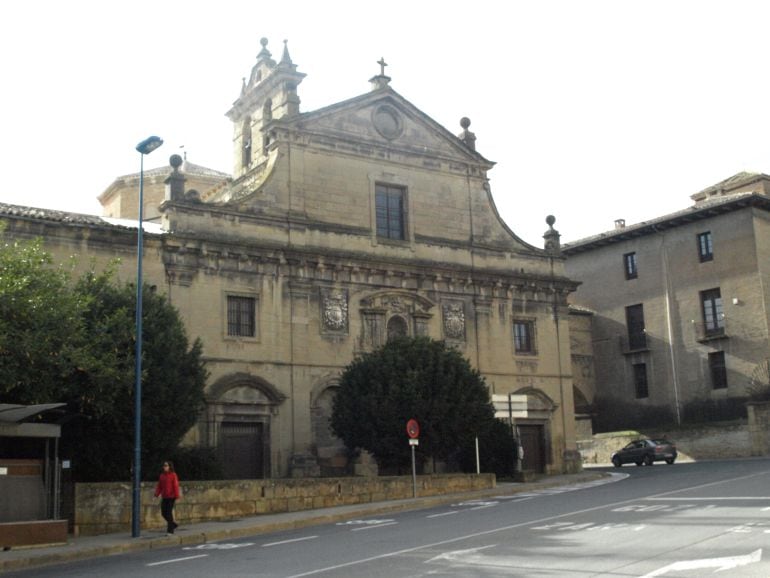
[2,1,768,245]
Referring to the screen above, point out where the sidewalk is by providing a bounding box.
[0,471,607,573]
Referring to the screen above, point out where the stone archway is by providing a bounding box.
[309,379,348,476]
[512,387,557,474]
[205,373,286,479]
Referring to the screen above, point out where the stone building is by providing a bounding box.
[563,172,770,426]
[1,39,581,478]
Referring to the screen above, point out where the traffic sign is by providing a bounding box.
[406,419,420,439]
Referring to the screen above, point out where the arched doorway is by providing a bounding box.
[205,373,286,479]
[310,381,348,476]
[513,388,556,474]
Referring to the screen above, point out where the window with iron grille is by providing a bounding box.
[375,184,406,240]
[227,295,256,337]
[697,231,713,262]
[623,252,638,280]
[709,351,727,389]
[700,288,724,335]
[513,320,536,354]
[625,304,646,350]
[633,363,649,398]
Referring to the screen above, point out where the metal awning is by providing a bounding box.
[0,404,66,438]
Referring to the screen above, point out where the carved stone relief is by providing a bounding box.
[358,291,434,349]
[442,302,465,340]
[321,289,348,333]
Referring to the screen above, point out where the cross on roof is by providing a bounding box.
[377,57,388,76]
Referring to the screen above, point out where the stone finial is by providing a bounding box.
[164,154,186,202]
[543,215,561,255]
[280,39,294,66]
[257,37,272,61]
[458,117,476,151]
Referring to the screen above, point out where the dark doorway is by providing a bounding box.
[220,422,264,479]
[519,424,546,473]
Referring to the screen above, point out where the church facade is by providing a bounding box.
[1,39,581,478]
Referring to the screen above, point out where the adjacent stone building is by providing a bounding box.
[563,172,770,426]
[1,39,581,478]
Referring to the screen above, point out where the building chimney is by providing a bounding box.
[614,219,626,230]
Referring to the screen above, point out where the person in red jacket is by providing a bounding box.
[154,461,180,534]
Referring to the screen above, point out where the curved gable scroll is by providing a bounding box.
[358,291,435,349]
[207,372,287,405]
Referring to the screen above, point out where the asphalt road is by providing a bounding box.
[10,458,770,577]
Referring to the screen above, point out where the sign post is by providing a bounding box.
[406,419,420,498]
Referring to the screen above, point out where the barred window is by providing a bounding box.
[227,295,256,337]
[513,320,536,354]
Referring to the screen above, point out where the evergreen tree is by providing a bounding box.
[0,236,86,402]
[331,337,495,472]
[62,273,208,481]
[0,234,208,481]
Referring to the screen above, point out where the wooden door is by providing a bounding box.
[220,422,264,479]
[518,424,546,473]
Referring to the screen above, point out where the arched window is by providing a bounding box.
[387,316,408,341]
[263,98,272,122]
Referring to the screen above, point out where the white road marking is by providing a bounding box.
[427,545,500,566]
[183,543,254,550]
[336,519,394,526]
[147,554,209,566]
[262,536,318,547]
[649,496,770,500]
[286,469,770,577]
[352,521,398,531]
[640,549,762,577]
[426,511,458,518]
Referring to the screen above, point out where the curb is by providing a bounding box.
[0,472,607,573]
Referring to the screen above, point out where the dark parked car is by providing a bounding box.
[611,438,677,467]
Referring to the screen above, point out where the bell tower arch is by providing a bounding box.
[226,38,306,178]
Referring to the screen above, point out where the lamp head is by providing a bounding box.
[136,136,164,155]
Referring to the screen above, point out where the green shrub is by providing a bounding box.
[168,446,224,481]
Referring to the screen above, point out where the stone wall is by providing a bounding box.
[74,473,495,536]
[578,422,752,464]
[748,402,770,456]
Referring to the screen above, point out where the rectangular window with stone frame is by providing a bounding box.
[700,288,724,336]
[697,231,713,262]
[632,362,649,398]
[513,320,536,354]
[375,183,406,240]
[227,295,257,337]
[709,351,728,389]
[623,252,638,280]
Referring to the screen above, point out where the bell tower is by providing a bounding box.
[226,38,306,178]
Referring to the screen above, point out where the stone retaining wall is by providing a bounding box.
[74,473,495,536]
[578,422,752,464]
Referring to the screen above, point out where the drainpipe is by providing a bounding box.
[655,226,682,425]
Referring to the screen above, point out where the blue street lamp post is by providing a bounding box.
[132,135,163,538]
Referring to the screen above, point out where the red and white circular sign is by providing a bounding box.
[406,419,420,439]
